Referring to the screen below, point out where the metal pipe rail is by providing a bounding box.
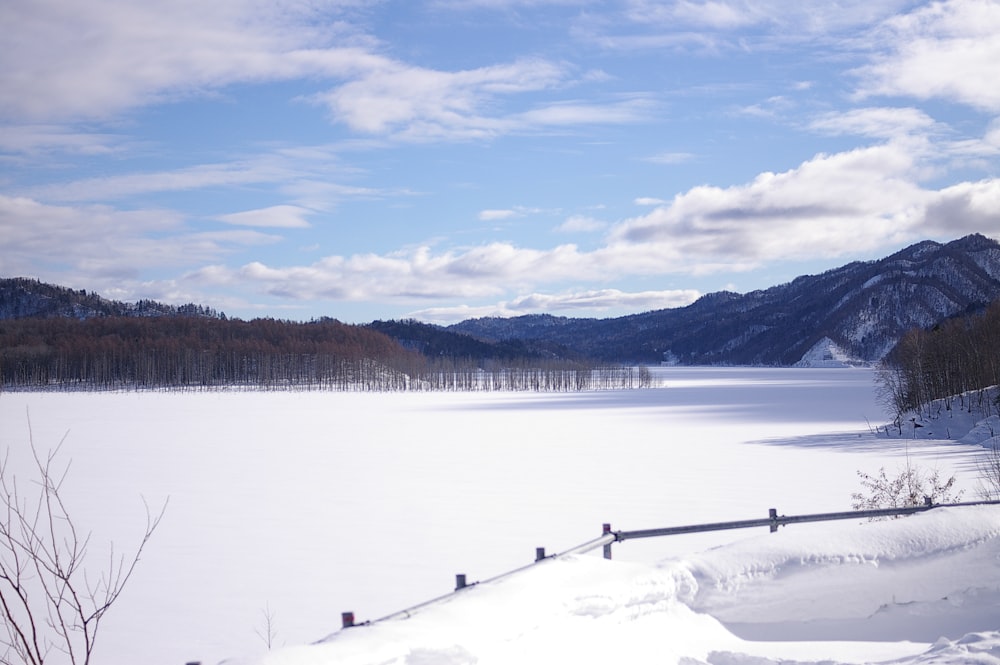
[609,499,1000,547]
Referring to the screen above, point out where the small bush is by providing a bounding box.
[851,463,963,518]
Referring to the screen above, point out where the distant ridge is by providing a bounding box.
[0,277,223,320]
[449,234,1000,365]
[5,234,1000,366]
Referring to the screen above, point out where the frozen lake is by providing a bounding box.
[0,367,985,665]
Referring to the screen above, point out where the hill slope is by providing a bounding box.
[451,234,1000,365]
[6,234,1000,366]
[0,277,222,319]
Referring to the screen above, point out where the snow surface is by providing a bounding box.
[794,337,860,368]
[242,506,1000,665]
[1,368,997,665]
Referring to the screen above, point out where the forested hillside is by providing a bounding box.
[4,235,999,386]
[451,235,1000,365]
[0,314,646,391]
[0,277,222,319]
[877,299,1000,421]
[0,316,417,389]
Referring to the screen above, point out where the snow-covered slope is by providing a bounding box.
[4,369,995,664]
[233,381,1000,665]
[794,337,864,367]
[241,506,1000,665]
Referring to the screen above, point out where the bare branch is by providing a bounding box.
[0,416,166,664]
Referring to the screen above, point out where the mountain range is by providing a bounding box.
[447,234,1000,365]
[3,234,1000,366]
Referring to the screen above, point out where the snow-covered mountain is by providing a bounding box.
[451,234,1000,365]
[6,234,1000,367]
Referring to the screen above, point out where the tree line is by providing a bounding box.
[876,300,1000,421]
[0,316,650,391]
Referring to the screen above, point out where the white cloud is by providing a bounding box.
[190,240,618,304]
[642,0,761,30]
[430,0,591,8]
[175,137,1000,310]
[477,206,547,222]
[738,95,795,119]
[854,0,1000,112]
[513,97,655,128]
[0,0,373,121]
[506,288,700,311]
[584,0,913,52]
[809,107,938,140]
[19,150,389,216]
[653,0,913,33]
[11,133,997,317]
[0,124,127,156]
[0,194,278,281]
[310,63,652,141]
[409,287,701,323]
[310,58,565,138]
[609,141,933,261]
[644,152,695,165]
[479,209,519,221]
[25,159,298,203]
[0,0,643,140]
[1,0,645,144]
[217,205,313,229]
[924,178,1000,233]
[555,215,605,232]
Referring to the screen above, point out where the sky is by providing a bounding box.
[2,0,1000,324]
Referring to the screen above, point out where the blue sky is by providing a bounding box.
[2,0,999,323]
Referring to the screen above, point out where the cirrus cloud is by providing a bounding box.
[216,205,313,229]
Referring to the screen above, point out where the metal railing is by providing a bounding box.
[603,498,1000,550]
[337,499,1000,630]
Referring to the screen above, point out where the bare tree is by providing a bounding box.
[0,423,165,664]
[851,459,963,519]
[977,441,1000,501]
[253,603,279,651]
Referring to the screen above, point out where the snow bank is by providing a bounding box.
[238,506,1000,665]
[681,506,1000,642]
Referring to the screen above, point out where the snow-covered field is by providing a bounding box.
[0,367,997,665]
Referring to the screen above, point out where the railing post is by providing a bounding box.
[602,523,612,559]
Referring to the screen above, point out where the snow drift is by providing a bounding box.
[239,506,1000,665]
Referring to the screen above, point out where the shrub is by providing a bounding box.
[851,463,963,518]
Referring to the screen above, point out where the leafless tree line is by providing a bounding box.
[406,360,652,391]
[876,300,1000,422]
[0,317,651,392]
